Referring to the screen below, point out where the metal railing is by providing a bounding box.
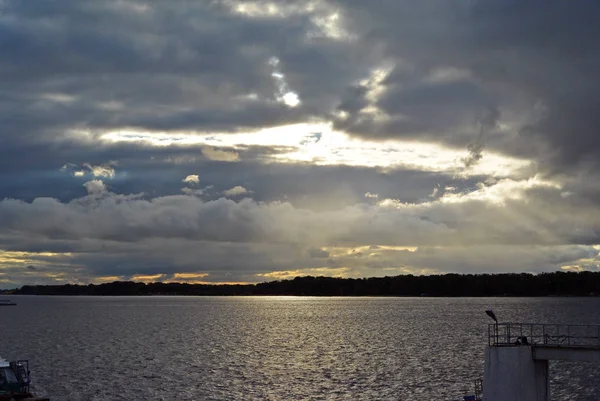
[489,323,600,348]
[474,378,483,400]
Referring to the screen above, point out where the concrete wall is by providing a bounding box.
[483,346,549,401]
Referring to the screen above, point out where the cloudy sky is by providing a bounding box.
[1,0,600,287]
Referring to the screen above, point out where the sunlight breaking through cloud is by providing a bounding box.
[269,57,301,107]
[99,123,532,178]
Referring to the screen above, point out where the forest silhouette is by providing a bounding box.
[8,271,600,297]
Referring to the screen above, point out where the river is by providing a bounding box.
[1,296,599,400]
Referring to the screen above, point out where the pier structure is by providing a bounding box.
[483,322,600,401]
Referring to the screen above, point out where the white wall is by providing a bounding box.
[483,346,549,401]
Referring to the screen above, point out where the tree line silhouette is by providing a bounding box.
[9,271,600,296]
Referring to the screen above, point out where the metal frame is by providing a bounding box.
[489,323,600,348]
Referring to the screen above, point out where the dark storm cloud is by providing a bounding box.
[65,239,318,280]
[0,0,380,214]
[0,0,372,146]
[308,248,330,258]
[1,0,599,172]
[462,106,500,169]
[329,0,600,171]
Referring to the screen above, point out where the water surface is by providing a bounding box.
[1,296,599,400]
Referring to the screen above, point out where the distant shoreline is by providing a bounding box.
[4,294,600,298]
[3,271,600,297]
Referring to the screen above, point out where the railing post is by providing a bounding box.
[518,323,522,341]
[530,324,533,344]
[543,324,547,345]
[496,322,498,345]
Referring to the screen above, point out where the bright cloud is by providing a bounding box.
[61,162,117,178]
[182,175,200,185]
[202,147,240,162]
[223,186,250,196]
[84,162,117,178]
[83,180,107,194]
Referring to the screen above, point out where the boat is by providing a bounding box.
[0,300,16,306]
[0,356,49,400]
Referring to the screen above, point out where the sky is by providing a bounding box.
[1,0,600,287]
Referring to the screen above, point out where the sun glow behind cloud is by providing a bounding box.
[98,123,532,177]
[269,57,301,107]
[0,250,76,285]
[0,250,73,266]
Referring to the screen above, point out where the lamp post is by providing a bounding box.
[486,308,498,344]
